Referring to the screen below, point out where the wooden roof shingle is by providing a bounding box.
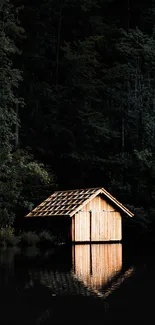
[25,187,134,218]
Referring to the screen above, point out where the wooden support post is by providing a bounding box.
[72,215,75,242]
[90,210,92,242]
[90,244,92,275]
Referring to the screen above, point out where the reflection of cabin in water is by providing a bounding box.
[27,244,134,298]
[73,244,122,290]
[25,187,134,242]
[72,244,134,298]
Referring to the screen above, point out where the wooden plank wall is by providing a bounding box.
[74,211,90,241]
[91,211,121,241]
[74,195,122,242]
[73,244,122,290]
[82,195,114,212]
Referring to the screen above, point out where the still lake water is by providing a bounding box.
[0,244,154,324]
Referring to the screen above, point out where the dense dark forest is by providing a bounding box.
[1,0,155,239]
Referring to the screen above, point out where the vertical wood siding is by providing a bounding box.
[74,195,122,242]
[75,211,90,241]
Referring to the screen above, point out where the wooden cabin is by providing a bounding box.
[25,187,134,242]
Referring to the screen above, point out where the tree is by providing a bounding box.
[10,0,155,234]
[0,0,55,226]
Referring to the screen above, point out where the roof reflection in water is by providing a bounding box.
[27,244,134,298]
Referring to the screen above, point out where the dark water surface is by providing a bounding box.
[0,244,154,324]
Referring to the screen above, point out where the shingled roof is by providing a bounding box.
[25,187,134,218]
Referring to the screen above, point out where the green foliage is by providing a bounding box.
[20,231,40,247]
[0,1,55,226]
[0,148,54,226]
[38,230,57,247]
[9,149,54,212]
[0,0,23,226]
[0,226,19,246]
[0,227,63,247]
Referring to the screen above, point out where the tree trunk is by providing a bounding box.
[127,0,130,29]
[121,113,125,153]
[56,0,64,91]
[15,101,19,150]
[152,85,155,140]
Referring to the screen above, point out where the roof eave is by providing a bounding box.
[25,186,134,218]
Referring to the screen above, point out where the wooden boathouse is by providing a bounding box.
[25,187,134,242]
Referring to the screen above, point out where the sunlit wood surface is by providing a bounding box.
[74,196,122,241]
